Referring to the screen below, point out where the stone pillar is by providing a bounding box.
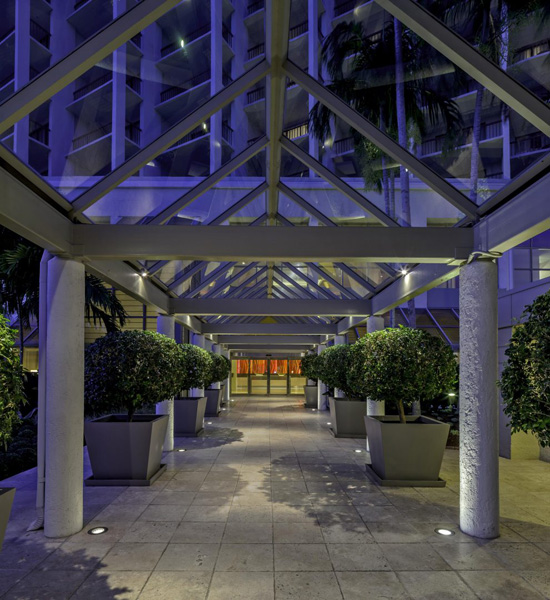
[459,257,499,539]
[222,348,231,403]
[44,257,85,538]
[210,343,221,390]
[333,335,346,398]
[317,343,327,410]
[156,315,176,452]
[192,333,206,397]
[366,316,385,451]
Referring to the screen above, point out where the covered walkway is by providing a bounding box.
[1,397,549,600]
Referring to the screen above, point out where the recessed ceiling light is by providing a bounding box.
[435,528,455,536]
[177,448,186,452]
[88,526,108,535]
[400,268,407,276]
[140,270,148,278]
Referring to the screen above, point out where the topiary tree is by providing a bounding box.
[0,314,26,449]
[178,343,212,393]
[300,352,320,384]
[348,326,457,423]
[318,344,357,398]
[204,352,231,389]
[85,330,182,421]
[500,291,550,448]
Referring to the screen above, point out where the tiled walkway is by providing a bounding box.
[1,396,550,599]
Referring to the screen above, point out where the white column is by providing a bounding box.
[45,257,85,538]
[222,348,231,403]
[192,333,205,397]
[156,314,176,452]
[210,0,223,172]
[459,258,499,539]
[317,343,327,410]
[210,343,221,390]
[333,335,346,398]
[111,0,127,169]
[366,316,385,417]
[14,0,30,163]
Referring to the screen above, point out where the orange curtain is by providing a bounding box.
[251,360,267,374]
[270,360,288,374]
[236,360,249,374]
[289,359,302,375]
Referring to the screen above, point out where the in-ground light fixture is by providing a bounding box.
[88,526,108,535]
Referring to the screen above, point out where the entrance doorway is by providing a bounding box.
[231,358,305,395]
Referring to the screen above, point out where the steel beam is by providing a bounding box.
[223,267,268,298]
[217,335,322,345]
[72,224,473,262]
[376,0,550,138]
[201,323,337,335]
[283,263,337,299]
[307,264,362,299]
[205,182,269,225]
[182,262,237,298]
[204,263,261,298]
[273,268,317,299]
[284,62,478,219]
[278,182,337,227]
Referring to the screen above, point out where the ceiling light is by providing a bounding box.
[400,268,407,276]
[435,528,455,536]
[180,40,185,48]
[202,122,207,130]
[146,161,156,167]
[88,526,108,535]
[140,270,148,278]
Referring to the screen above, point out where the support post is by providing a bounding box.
[317,343,327,410]
[156,314,176,452]
[192,333,206,397]
[366,316,385,451]
[333,335,346,398]
[459,257,499,539]
[222,348,231,403]
[44,257,85,538]
[211,343,221,390]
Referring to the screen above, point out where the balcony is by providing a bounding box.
[512,132,550,157]
[72,123,112,151]
[513,39,550,63]
[334,0,355,17]
[159,70,210,104]
[130,33,142,48]
[29,121,49,146]
[247,0,265,16]
[333,137,354,155]
[222,24,233,49]
[160,24,210,58]
[125,121,141,145]
[246,43,265,61]
[0,27,15,46]
[246,87,265,105]
[222,70,233,87]
[421,121,503,156]
[222,120,233,145]
[170,124,209,149]
[284,122,309,140]
[30,20,50,50]
[73,73,112,101]
[289,21,308,40]
[126,74,142,95]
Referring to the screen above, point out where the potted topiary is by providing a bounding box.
[173,344,211,437]
[84,330,182,485]
[301,352,320,408]
[0,314,25,549]
[500,291,550,459]
[348,326,457,486]
[204,352,231,417]
[318,344,367,438]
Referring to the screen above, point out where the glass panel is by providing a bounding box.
[269,359,288,394]
[231,359,249,395]
[289,359,306,395]
[250,359,268,394]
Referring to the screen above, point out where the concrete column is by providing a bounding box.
[210,0,223,172]
[366,316,385,417]
[192,333,205,397]
[307,0,319,172]
[14,0,30,163]
[333,335,346,398]
[44,257,85,538]
[222,348,231,403]
[210,343,221,390]
[156,314,176,452]
[317,343,327,410]
[112,0,127,169]
[459,257,499,539]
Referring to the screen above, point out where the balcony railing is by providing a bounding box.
[72,123,112,151]
[126,74,142,94]
[222,70,233,86]
[284,122,309,140]
[170,125,208,148]
[30,20,50,49]
[333,137,354,155]
[222,24,233,48]
[247,42,265,61]
[160,24,211,57]
[512,132,550,156]
[422,121,503,155]
[73,72,112,100]
[130,33,142,48]
[286,68,307,89]
[29,121,49,146]
[289,21,308,40]
[247,0,265,15]
[246,86,265,104]
[513,39,550,63]
[74,0,91,9]
[222,120,233,145]
[159,70,210,103]
[334,0,355,17]
[0,73,14,89]
[0,27,15,45]
[29,66,41,80]
[125,121,141,145]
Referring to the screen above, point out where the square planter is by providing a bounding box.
[364,415,450,487]
[205,388,223,417]
[0,487,15,551]
[174,396,207,437]
[84,414,168,486]
[304,385,318,408]
[329,397,367,438]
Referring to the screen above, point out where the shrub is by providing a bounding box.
[318,344,357,398]
[348,327,457,423]
[85,330,182,421]
[178,343,212,392]
[500,291,550,447]
[204,352,231,388]
[0,314,26,448]
[300,352,320,383]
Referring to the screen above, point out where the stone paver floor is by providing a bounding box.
[1,396,550,599]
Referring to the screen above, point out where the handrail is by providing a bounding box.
[159,70,210,103]
[161,24,211,57]
[72,123,112,150]
[73,72,112,100]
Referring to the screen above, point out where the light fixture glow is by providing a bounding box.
[202,122,207,131]
[327,422,331,425]
[146,161,156,167]
[435,528,455,536]
[354,449,362,453]
[207,421,212,425]
[180,39,185,48]
[400,268,408,276]
[448,392,456,397]
[140,270,148,278]
[312,408,316,412]
[221,408,226,411]
[177,448,186,452]
[88,526,108,535]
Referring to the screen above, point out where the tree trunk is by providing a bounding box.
[397,399,407,424]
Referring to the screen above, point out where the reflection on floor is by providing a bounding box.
[1,396,549,599]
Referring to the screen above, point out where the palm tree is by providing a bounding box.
[0,227,127,363]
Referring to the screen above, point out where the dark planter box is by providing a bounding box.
[85,414,168,486]
[365,415,450,487]
[0,487,15,551]
[329,397,367,438]
[304,385,317,408]
[174,396,207,437]
[205,388,223,417]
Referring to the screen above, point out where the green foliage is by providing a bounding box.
[0,419,37,480]
[0,314,26,448]
[85,330,182,421]
[317,344,357,398]
[178,343,212,392]
[500,291,550,448]
[204,352,231,388]
[84,275,128,333]
[348,327,457,423]
[300,352,320,383]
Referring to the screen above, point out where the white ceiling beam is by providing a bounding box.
[204,263,261,298]
[202,323,337,335]
[376,0,550,137]
[307,264,362,299]
[217,335,322,345]
[284,61,479,219]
